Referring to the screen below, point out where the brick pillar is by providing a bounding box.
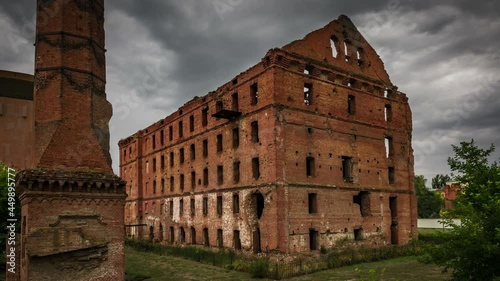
[15,0,126,280]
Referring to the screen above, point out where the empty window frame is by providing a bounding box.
[233,161,240,183]
[304,64,314,75]
[203,228,209,246]
[178,121,183,138]
[169,200,174,218]
[161,178,165,193]
[217,165,224,185]
[357,48,364,66]
[251,121,259,143]
[306,156,315,177]
[216,100,223,112]
[160,130,164,146]
[344,41,350,61]
[233,230,241,250]
[308,193,317,214]
[179,227,186,243]
[353,191,371,217]
[203,197,208,216]
[180,148,185,164]
[170,152,174,167]
[309,229,319,250]
[190,198,195,216]
[189,115,194,132]
[385,136,393,158]
[330,36,338,58]
[232,92,239,111]
[153,180,157,194]
[180,174,185,191]
[232,127,239,148]
[217,229,223,248]
[203,139,208,157]
[385,104,392,122]
[169,126,173,141]
[153,158,157,172]
[388,167,395,185]
[250,83,258,105]
[252,157,260,180]
[217,196,223,216]
[233,193,240,214]
[216,134,223,152]
[161,155,165,170]
[202,107,208,126]
[190,143,196,160]
[348,95,356,115]
[354,228,363,241]
[152,135,156,149]
[342,156,353,182]
[179,199,184,216]
[191,171,196,190]
[191,227,196,244]
[170,176,174,192]
[304,83,312,105]
[203,168,209,186]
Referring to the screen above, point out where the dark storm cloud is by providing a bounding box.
[0,0,498,178]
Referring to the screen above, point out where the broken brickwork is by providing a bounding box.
[15,0,126,280]
[119,15,417,254]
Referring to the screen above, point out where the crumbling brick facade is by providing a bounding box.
[15,0,126,280]
[119,15,417,254]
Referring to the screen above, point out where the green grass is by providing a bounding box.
[125,246,450,281]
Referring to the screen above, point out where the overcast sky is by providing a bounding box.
[1,0,499,185]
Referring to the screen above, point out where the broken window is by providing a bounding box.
[169,226,174,244]
[309,229,319,250]
[385,136,393,158]
[180,148,184,164]
[233,230,241,250]
[216,100,223,112]
[179,199,184,216]
[178,121,183,138]
[252,157,260,180]
[217,195,223,216]
[232,92,239,111]
[255,192,264,219]
[233,161,240,183]
[342,156,353,182]
[203,168,209,186]
[190,143,195,160]
[191,171,196,190]
[170,176,174,192]
[190,198,195,216]
[384,104,392,122]
[217,229,223,248]
[304,64,314,75]
[191,227,196,244]
[330,36,338,58]
[161,155,165,170]
[353,191,371,217]
[217,134,223,152]
[202,107,208,127]
[180,174,184,191]
[250,82,258,105]
[169,125,173,141]
[344,41,350,61]
[251,121,259,143]
[203,228,209,246]
[170,152,174,167]
[388,167,395,185]
[217,165,224,185]
[203,197,208,216]
[189,115,194,132]
[202,139,208,157]
[179,227,185,243]
[357,48,363,66]
[306,156,315,177]
[233,193,240,214]
[161,178,165,193]
[233,127,239,148]
[304,83,312,105]
[348,95,356,115]
[354,228,363,241]
[308,193,317,214]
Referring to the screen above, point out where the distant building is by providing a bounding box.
[0,70,34,169]
[119,15,417,253]
[443,181,462,210]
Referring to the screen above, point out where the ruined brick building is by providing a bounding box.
[119,15,417,253]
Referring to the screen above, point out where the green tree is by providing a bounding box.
[423,140,500,280]
[415,175,443,218]
[431,174,451,189]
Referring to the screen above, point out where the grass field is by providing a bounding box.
[125,246,451,281]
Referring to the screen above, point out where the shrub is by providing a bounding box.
[249,258,269,278]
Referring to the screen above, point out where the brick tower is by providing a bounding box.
[15,0,126,280]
